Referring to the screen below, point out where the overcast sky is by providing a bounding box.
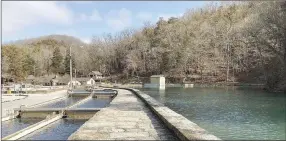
[2,1,211,44]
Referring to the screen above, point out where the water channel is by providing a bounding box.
[38,97,85,108]
[20,118,87,140]
[2,89,113,140]
[1,118,44,138]
[75,98,111,108]
[138,87,286,140]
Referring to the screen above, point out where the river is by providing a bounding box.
[138,87,286,140]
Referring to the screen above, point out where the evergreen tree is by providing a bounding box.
[50,47,63,74]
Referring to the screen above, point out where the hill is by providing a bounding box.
[2,1,285,92]
[2,34,90,81]
[6,34,86,47]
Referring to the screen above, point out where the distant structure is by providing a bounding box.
[88,71,103,81]
[21,71,103,86]
[67,80,81,87]
[144,75,165,89]
[76,77,95,86]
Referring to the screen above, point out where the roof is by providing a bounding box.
[151,75,165,78]
[89,71,102,76]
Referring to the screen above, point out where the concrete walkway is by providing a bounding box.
[1,90,67,118]
[68,89,177,140]
[2,95,27,103]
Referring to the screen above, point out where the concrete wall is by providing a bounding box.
[124,88,221,140]
[150,77,165,86]
[147,76,165,89]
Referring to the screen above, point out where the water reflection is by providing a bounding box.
[159,89,166,104]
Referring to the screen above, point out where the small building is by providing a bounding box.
[88,71,103,80]
[143,75,165,89]
[87,78,95,85]
[150,75,165,85]
[77,77,95,86]
[68,80,81,87]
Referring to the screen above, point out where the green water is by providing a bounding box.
[138,87,286,140]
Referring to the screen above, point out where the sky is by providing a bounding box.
[2,1,211,44]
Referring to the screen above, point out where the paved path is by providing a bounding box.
[68,89,177,140]
[1,90,67,118]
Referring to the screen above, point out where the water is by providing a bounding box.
[1,118,44,138]
[75,98,111,108]
[71,89,90,94]
[21,118,87,140]
[72,89,89,93]
[138,87,286,140]
[38,97,84,108]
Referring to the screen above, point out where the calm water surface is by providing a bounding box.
[75,98,111,108]
[1,118,44,138]
[39,97,84,108]
[138,87,286,140]
[21,118,87,140]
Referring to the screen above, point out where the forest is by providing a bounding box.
[2,1,285,92]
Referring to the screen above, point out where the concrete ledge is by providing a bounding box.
[123,88,221,141]
[1,96,66,122]
[2,114,18,122]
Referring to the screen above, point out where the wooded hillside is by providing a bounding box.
[2,1,285,92]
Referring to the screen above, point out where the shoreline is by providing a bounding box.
[103,82,285,93]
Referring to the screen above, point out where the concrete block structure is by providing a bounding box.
[144,75,165,89]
